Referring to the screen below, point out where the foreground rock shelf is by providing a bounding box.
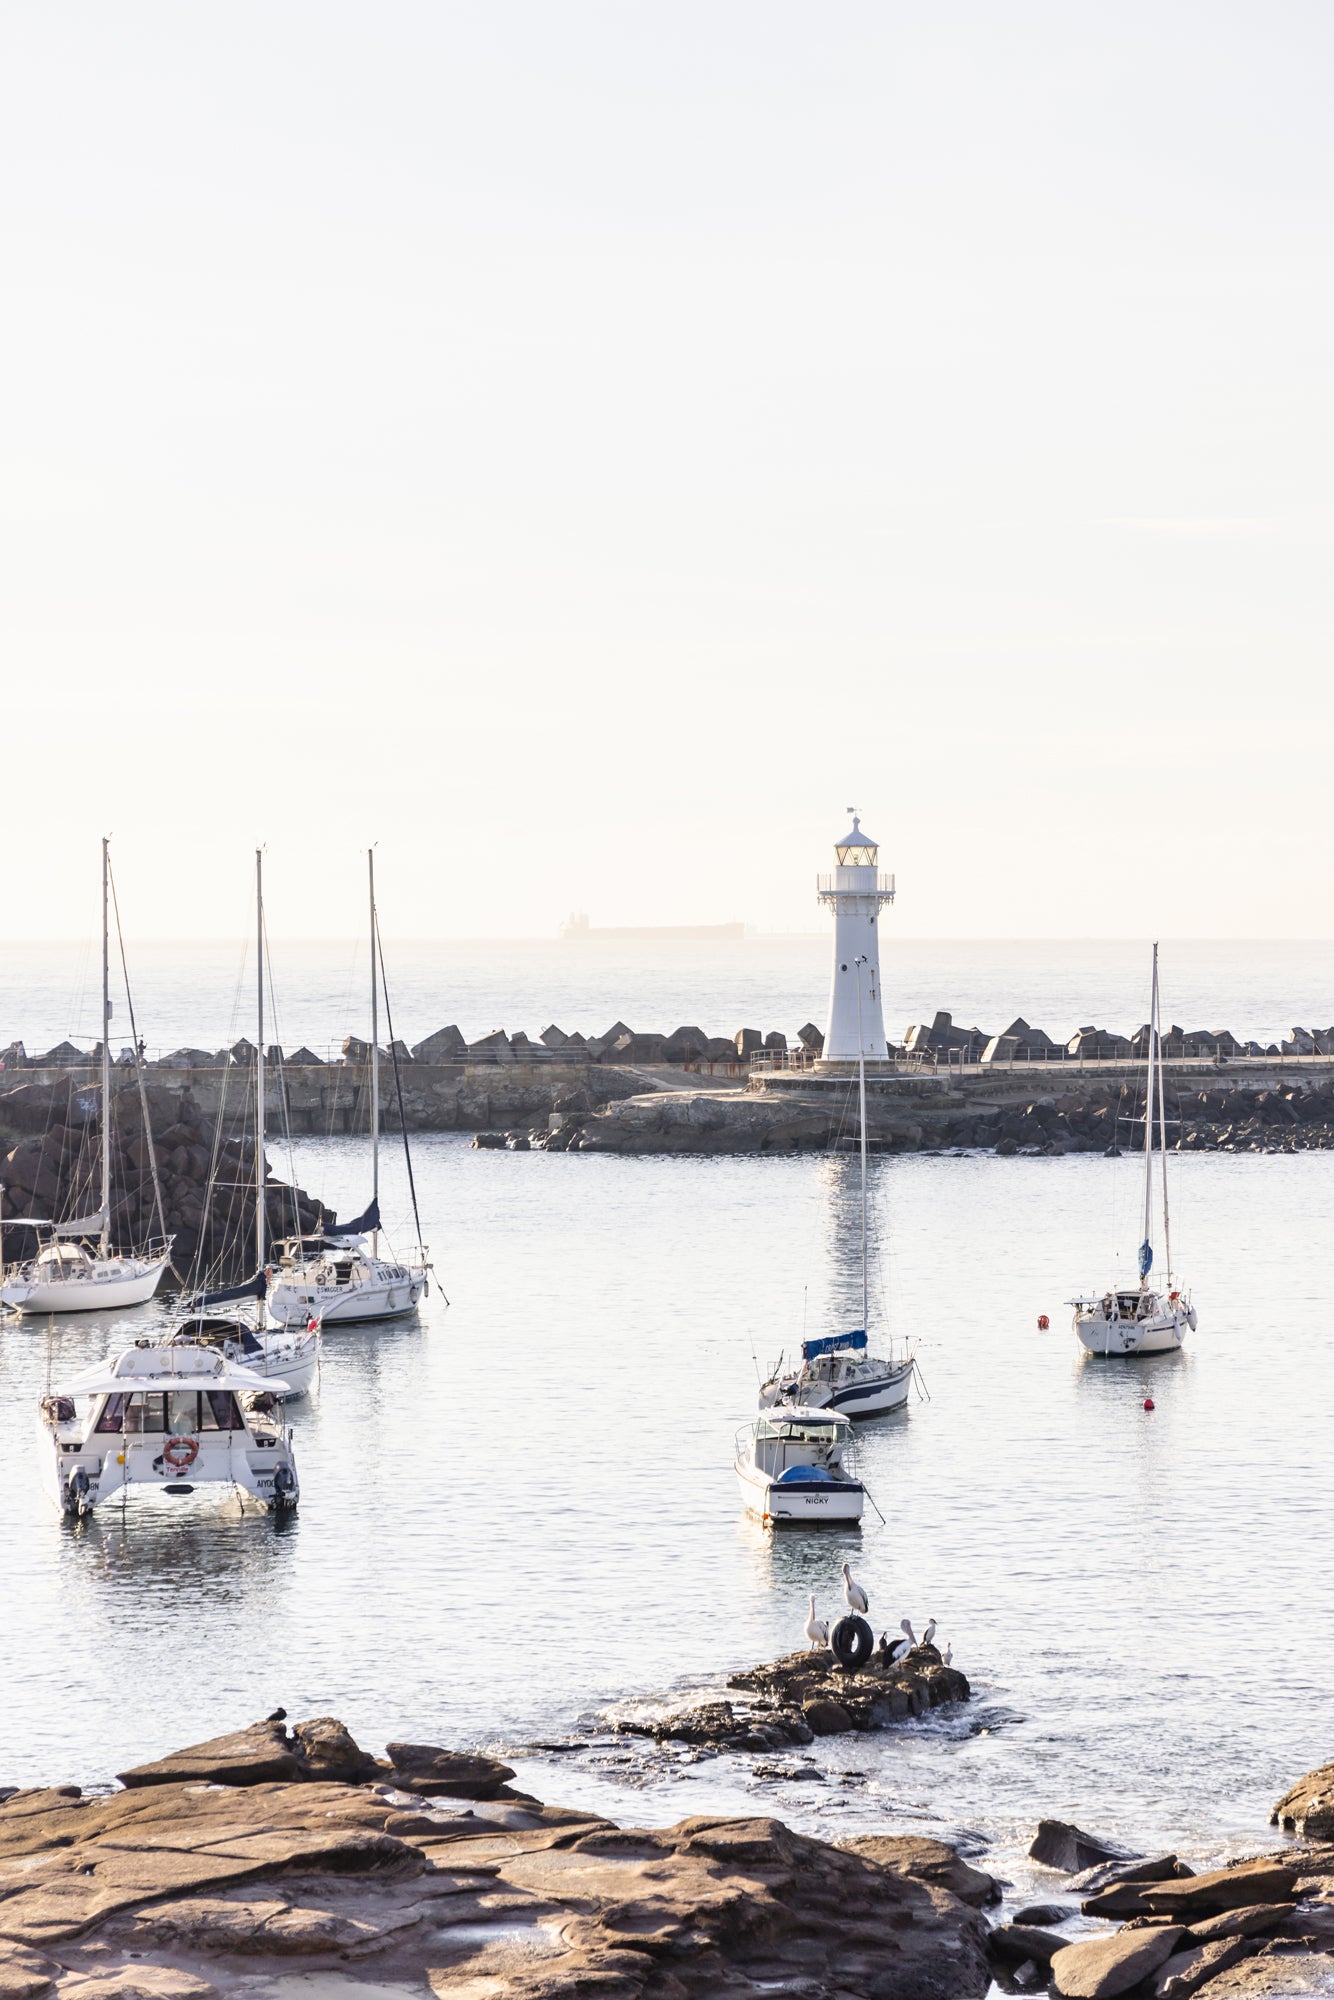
[7,1719,1334,1998]
[0,1713,994,2000]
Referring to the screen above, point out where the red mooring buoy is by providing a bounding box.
[1037,1314,1050,1330]
[1143,1396,1155,1411]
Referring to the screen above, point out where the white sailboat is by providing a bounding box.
[1,840,172,1314]
[267,851,429,1329]
[1069,942,1197,1357]
[166,851,319,1396]
[759,952,915,1417]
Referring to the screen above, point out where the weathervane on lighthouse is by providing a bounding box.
[817,807,895,1066]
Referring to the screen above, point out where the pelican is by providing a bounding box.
[921,1618,937,1649]
[803,1595,829,1652]
[943,1643,953,1665]
[899,1617,916,1647]
[889,1636,912,1664]
[841,1562,869,1616]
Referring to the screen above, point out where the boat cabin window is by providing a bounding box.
[96,1389,245,1434]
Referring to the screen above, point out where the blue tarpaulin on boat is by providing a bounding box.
[801,1330,868,1362]
[1139,1240,1153,1278]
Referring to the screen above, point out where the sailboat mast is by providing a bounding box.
[369,849,379,1258]
[1154,944,1173,1277]
[256,848,265,1276]
[854,955,868,1332]
[100,837,111,1257]
[1139,942,1157,1284]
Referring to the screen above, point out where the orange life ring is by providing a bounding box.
[164,1435,199,1469]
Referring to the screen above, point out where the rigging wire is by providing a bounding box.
[106,854,175,1272]
[372,907,429,1271]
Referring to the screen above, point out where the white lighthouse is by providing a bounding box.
[818,811,895,1065]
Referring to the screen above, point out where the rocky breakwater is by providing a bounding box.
[614,1640,969,1754]
[0,1711,994,2000]
[0,1078,331,1279]
[483,1076,1334,1158]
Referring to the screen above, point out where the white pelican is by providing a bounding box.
[921,1618,937,1649]
[841,1562,869,1616]
[803,1595,829,1652]
[889,1636,912,1664]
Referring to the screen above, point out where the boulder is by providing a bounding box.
[1273,1760,1334,1837]
[1143,1863,1298,1918]
[1152,1935,1264,1997]
[802,1699,854,1736]
[1050,1923,1186,1997]
[1031,1818,1136,1873]
[383,1743,516,1799]
[290,1717,379,1784]
[989,1922,1070,1965]
[1186,1905,1293,1945]
[1015,1902,1076,1925]
[117,1720,304,1789]
[411,1026,467,1062]
[840,1834,1000,1907]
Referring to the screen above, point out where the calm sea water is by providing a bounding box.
[3,935,1334,1056]
[2,1121,1331,1901]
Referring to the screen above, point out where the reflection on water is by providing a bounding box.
[1,1135,1332,1889]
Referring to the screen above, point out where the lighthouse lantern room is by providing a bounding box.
[817,810,895,1065]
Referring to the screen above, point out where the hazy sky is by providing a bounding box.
[4,3,1331,942]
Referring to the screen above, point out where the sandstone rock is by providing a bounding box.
[1050,1922,1185,1997]
[1015,1901,1076,1925]
[1143,1862,1298,1917]
[1273,1760,1334,1837]
[116,1722,303,1789]
[56,1972,212,2000]
[1153,1934,1263,1997]
[384,1744,517,1800]
[0,1945,56,1999]
[1185,1904,1292,1945]
[1031,1819,1136,1874]
[290,1717,380,1783]
[839,1834,1001,1907]
[989,1921,1070,1965]
[802,1698,854,1736]
[1179,1947,1334,1994]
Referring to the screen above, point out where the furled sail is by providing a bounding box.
[801,1329,869,1362]
[1139,1239,1154,1278]
[54,1209,106,1239]
[188,1271,268,1308]
[321,1196,379,1241]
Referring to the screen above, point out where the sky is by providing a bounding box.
[3,2,1332,943]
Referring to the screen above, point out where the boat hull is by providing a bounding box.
[267,1271,426,1326]
[734,1461,864,1526]
[1074,1307,1193,1356]
[39,1427,298,1513]
[2,1257,170,1314]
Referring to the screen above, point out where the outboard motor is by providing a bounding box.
[63,1465,91,1518]
[271,1461,298,1511]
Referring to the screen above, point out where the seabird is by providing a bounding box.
[921,1618,937,1649]
[803,1595,830,1651]
[841,1561,869,1616]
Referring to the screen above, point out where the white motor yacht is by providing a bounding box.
[1,840,172,1315]
[1070,943,1197,1358]
[734,1406,865,1526]
[758,953,915,1417]
[266,852,429,1330]
[38,1339,299,1516]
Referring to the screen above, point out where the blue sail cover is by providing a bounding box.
[802,1330,868,1362]
[188,1271,267,1308]
[1139,1240,1154,1278]
[323,1197,380,1240]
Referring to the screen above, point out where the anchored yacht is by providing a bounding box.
[38,1339,299,1516]
[267,851,429,1329]
[0,840,172,1314]
[734,1406,865,1526]
[1070,943,1197,1357]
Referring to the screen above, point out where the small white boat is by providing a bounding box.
[734,1406,865,1526]
[167,1311,320,1398]
[266,853,429,1331]
[38,1339,299,1516]
[1071,942,1197,1358]
[267,1233,425,1326]
[1,840,172,1316]
[2,1239,172,1314]
[759,955,915,1417]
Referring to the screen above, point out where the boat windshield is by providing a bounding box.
[757,1417,842,1444]
[94,1389,245,1434]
